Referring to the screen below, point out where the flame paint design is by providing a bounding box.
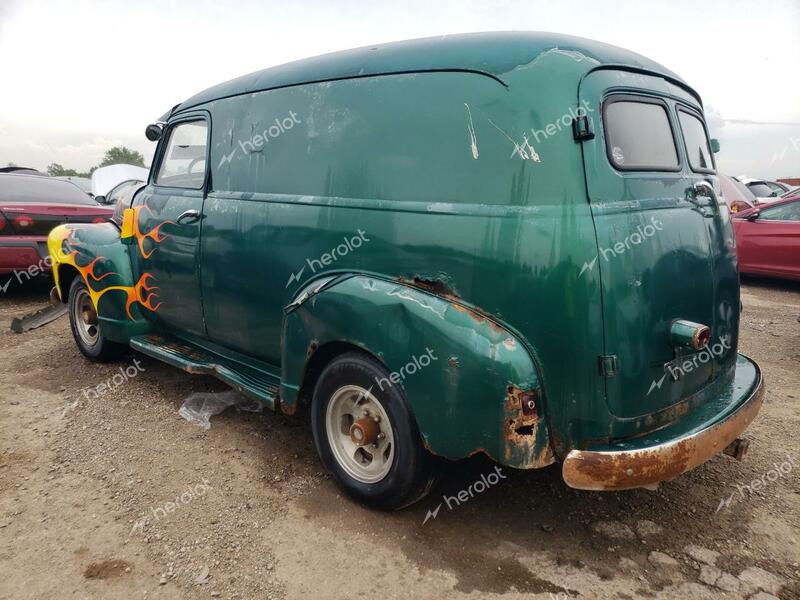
[48,225,164,319]
[131,205,175,259]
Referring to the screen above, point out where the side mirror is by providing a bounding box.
[95,195,106,204]
[145,123,163,142]
[746,210,760,221]
[710,138,720,154]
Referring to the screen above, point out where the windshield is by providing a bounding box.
[780,186,799,198]
[0,174,97,205]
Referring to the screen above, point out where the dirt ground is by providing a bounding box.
[0,277,798,600]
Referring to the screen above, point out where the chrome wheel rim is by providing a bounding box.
[72,287,99,347]
[325,385,395,484]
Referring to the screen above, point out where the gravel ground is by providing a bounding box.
[0,276,798,599]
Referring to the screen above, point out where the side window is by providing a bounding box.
[603,97,679,171]
[759,201,800,221]
[678,109,715,173]
[156,120,208,189]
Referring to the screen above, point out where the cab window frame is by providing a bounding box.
[676,105,716,175]
[601,94,682,173]
[152,114,211,191]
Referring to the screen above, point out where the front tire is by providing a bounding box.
[311,352,438,510]
[68,277,126,362]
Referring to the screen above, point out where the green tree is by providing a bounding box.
[47,163,80,177]
[98,146,145,168]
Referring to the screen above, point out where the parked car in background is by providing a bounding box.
[111,181,146,224]
[0,173,113,276]
[48,32,763,509]
[779,186,799,200]
[0,166,46,176]
[733,196,800,280]
[54,176,93,196]
[91,164,149,205]
[737,177,784,203]
[719,174,757,213]
[102,179,146,206]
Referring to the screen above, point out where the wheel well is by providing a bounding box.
[55,265,80,303]
[298,341,378,409]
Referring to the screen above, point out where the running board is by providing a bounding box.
[130,334,280,409]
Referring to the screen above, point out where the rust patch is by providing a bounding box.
[563,375,765,490]
[502,384,555,468]
[397,276,460,301]
[448,356,460,368]
[306,339,319,359]
[279,394,298,416]
[396,276,507,333]
[451,303,505,333]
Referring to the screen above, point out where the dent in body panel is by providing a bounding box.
[282,275,556,468]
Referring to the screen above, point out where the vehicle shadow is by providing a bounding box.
[741,274,800,294]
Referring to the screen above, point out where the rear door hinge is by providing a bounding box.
[572,114,595,141]
[598,354,618,377]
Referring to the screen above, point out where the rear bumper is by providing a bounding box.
[562,353,764,491]
[0,236,49,274]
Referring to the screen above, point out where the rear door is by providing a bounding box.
[579,69,738,419]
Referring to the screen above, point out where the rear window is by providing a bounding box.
[747,182,778,198]
[678,110,715,173]
[0,174,96,205]
[603,97,679,171]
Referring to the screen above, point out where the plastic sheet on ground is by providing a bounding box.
[178,390,263,430]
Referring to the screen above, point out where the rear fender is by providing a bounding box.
[281,274,555,469]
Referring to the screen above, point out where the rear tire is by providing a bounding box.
[68,277,126,362]
[311,352,438,510]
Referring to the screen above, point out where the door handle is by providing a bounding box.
[176,209,202,224]
[690,181,720,217]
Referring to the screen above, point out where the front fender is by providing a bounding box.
[281,274,555,469]
[48,224,152,343]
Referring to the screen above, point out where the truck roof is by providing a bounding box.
[173,31,688,114]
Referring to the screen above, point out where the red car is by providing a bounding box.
[0,174,113,276]
[733,196,800,280]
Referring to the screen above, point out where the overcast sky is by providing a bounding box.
[1,0,798,179]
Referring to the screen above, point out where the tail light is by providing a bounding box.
[92,216,107,224]
[13,214,35,229]
[0,211,6,233]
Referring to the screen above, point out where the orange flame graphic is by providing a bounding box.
[49,226,162,319]
[131,205,175,259]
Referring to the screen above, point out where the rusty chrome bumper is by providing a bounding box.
[562,354,764,491]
